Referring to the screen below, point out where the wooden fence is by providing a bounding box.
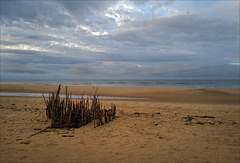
[43,85,116,128]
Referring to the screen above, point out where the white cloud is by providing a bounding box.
[76,24,109,36]
[104,0,137,26]
[0,44,55,53]
[48,41,107,53]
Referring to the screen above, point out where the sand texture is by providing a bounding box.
[0,84,239,163]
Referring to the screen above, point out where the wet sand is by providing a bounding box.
[0,84,239,163]
[1,84,239,104]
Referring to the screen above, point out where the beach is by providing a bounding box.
[1,84,239,104]
[0,84,239,163]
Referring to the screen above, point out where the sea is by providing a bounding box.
[0,79,239,88]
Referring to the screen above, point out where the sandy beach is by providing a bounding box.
[1,84,239,104]
[0,84,239,163]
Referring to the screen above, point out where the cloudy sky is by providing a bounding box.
[1,0,239,80]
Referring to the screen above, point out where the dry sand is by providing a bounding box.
[0,84,239,163]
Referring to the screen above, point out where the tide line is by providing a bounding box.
[0,92,150,100]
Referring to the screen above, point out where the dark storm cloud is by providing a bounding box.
[1,41,22,46]
[1,63,47,74]
[1,50,88,65]
[1,1,76,28]
[149,63,239,79]
[71,64,102,75]
[69,62,239,79]
[0,0,239,79]
[97,51,195,63]
[113,14,238,48]
[1,49,45,55]
[58,0,115,15]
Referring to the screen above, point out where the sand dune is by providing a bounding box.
[0,85,239,163]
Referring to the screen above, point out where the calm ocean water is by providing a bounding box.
[0,79,239,88]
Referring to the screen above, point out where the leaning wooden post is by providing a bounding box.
[104,107,107,123]
[94,105,96,128]
[65,86,68,108]
[113,105,116,119]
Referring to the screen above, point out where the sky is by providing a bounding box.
[0,0,239,80]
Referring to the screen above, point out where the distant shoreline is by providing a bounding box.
[1,84,239,105]
[0,79,239,88]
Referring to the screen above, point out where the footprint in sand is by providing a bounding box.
[20,141,31,145]
[18,149,25,151]
[46,142,58,146]
[79,140,85,144]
